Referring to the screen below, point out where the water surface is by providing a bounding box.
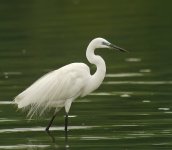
[0,0,172,149]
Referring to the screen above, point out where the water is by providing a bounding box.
[0,0,172,149]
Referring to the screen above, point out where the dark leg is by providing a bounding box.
[46,113,57,131]
[65,113,68,140]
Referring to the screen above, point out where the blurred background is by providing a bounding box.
[0,0,172,149]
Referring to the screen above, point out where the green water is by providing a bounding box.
[0,0,172,149]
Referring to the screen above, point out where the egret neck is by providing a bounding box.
[86,40,106,94]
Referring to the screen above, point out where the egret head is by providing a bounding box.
[91,37,128,52]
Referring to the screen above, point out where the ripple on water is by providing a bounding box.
[2,72,22,76]
[0,101,14,105]
[90,92,133,96]
[112,124,144,127]
[125,58,142,62]
[128,133,155,137]
[158,108,170,111]
[142,100,151,103]
[103,81,172,85]
[89,92,114,96]
[120,93,131,98]
[164,111,172,114]
[140,69,151,73]
[80,136,120,140]
[0,126,98,133]
[106,73,144,77]
[152,143,172,146]
[0,118,19,122]
[0,144,50,149]
[1,72,22,79]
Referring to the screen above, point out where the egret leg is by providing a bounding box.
[65,113,68,139]
[46,113,57,131]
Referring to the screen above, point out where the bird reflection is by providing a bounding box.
[46,130,70,150]
[46,130,56,143]
[65,130,69,149]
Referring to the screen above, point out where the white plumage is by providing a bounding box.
[15,63,90,117]
[14,37,127,131]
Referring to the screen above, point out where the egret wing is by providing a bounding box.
[14,63,90,117]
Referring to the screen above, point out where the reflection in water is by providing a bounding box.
[46,130,56,143]
[45,127,69,147]
[45,129,70,150]
[65,133,70,150]
[22,130,70,150]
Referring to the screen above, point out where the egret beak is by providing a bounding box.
[109,43,128,52]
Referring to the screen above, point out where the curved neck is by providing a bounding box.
[86,42,106,92]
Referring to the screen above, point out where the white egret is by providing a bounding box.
[14,37,127,134]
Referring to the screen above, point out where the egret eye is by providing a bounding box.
[102,41,109,46]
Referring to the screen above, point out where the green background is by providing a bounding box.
[0,0,172,149]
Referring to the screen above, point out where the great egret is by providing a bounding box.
[14,37,127,134]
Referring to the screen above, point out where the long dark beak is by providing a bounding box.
[109,43,128,52]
